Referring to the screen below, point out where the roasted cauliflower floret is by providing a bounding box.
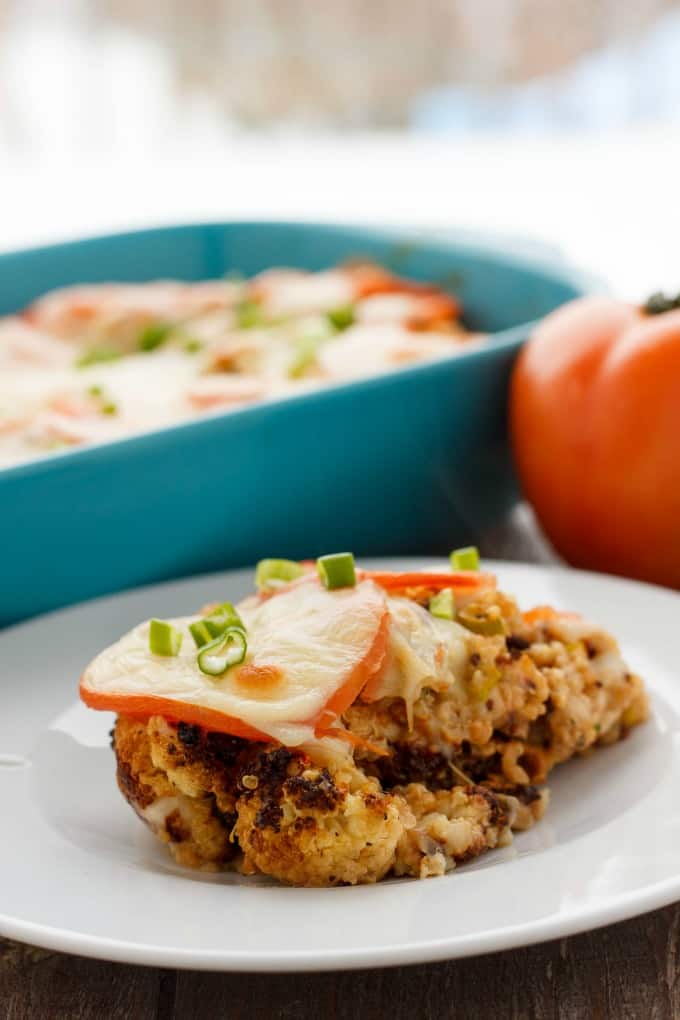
[114,715,237,868]
[234,750,412,886]
[113,716,525,883]
[394,783,513,879]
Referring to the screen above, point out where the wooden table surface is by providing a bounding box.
[1,508,676,1020]
[2,903,679,1020]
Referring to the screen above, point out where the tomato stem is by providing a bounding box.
[643,291,680,315]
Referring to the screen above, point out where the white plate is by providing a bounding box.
[1,559,679,971]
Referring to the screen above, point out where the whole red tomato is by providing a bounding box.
[510,294,680,588]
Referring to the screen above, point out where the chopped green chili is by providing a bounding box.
[450,546,480,571]
[429,589,455,620]
[472,664,501,702]
[458,606,505,636]
[197,627,247,676]
[149,619,183,656]
[317,552,356,590]
[255,559,305,590]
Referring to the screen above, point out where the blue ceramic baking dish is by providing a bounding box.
[0,221,593,625]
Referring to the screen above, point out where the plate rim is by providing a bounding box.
[0,871,678,972]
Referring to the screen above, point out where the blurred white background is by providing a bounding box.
[1,0,679,296]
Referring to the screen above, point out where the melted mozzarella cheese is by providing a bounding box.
[368,597,470,726]
[0,270,476,469]
[81,579,387,746]
[252,270,355,317]
[317,324,461,380]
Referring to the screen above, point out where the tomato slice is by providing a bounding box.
[80,580,389,745]
[79,687,270,741]
[360,569,495,595]
[313,608,389,735]
[256,566,494,601]
[405,294,461,330]
[346,264,458,306]
[522,606,581,625]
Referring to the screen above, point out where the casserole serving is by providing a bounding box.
[80,552,648,885]
[0,261,479,468]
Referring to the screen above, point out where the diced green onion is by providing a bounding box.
[327,305,355,331]
[288,334,321,379]
[429,589,455,620]
[197,627,247,676]
[208,601,244,630]
[183,338,203,354]
[450,546,480,571]
[288,316,336,378]
[189,602,245,648]
[85,382,117,414]
[255,559,305,590]
[138,322,174,352]
[189,619,214,648]
[203,606,244,642]
[149,619,183,656]
[235,299,264,330]
[317,552,356,590]
[75,346,122,368]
